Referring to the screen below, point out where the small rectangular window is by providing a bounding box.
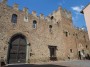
[76,33,78,39]
[48,46,57,61]
[70,49,72,53]
[49,25,52,32]
[48,46,57,57]
[65,32,68,37]
[63,31,68,37]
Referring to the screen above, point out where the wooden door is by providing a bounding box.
[8,35,27,64]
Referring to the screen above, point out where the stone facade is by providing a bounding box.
[0,0,90,64]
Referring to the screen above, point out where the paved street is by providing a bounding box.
[4,64,66,67]
[2,60,90,67]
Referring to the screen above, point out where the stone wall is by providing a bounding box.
[0,0,90,64]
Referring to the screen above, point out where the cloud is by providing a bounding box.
[72,12,81,25]
[72,11,82,22]
[71,5,84,26]
[71,5,84,12]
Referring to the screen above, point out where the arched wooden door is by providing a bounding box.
[8,34,27,64]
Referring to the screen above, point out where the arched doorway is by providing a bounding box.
[7,34,27,64]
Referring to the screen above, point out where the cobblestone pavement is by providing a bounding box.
[2,60,90,67]
[45,60,90,67]
[33,60,90,67]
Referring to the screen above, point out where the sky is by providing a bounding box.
[6,0,90,28]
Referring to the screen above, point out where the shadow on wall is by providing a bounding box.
[5,64,68,67]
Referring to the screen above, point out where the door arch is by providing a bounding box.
[7,34,27,64]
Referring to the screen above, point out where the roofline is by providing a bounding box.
[80,3,90,14]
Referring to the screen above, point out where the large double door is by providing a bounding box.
[8,35,27,64]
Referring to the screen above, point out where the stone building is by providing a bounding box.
[81,3,90,40]
[0,0,90,64]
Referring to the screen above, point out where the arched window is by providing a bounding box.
[51,16,54,20]
[33,20,37,28]
[11,14,17,23]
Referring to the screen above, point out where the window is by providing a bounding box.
[57,22,59,26]
[48,46,57,61]
[70,49,72,53]
[65,31,68,37]
[48,46,57,57]
[51,16,54,20]
[24,16,28,22]
[25,16,28,19]
[4,46,6,50]
[11,14,17,23]
[86,45,88,48]
[24,14,28,22]
[49,25,52,28]
[49,25,52,32]
[63,31,69,37]
[76,33,78,39]
[83,35,86,40]
[33,20,37,28]
[73,33,75,36]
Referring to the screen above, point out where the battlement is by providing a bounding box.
[0,0,72,23]
[13,3,18,10]
[1,0,7,4]
[47,6,62,17]
[45,16,51,22]
[40,13,44,19]
[0,1,89,63]
[74,26,87,32]
[62,8,72,19]
[48,6,72,20]
[23,7,28,14]
[32,11,37,17]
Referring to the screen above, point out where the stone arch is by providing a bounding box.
[7,33,28,64]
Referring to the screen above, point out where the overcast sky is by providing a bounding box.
[7,0,90,28]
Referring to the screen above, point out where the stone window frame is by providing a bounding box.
[24,12,28,22]
[33,20,37,29]
[49,25,52,32]
[11,14,18,24]
[48,45,57,57]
